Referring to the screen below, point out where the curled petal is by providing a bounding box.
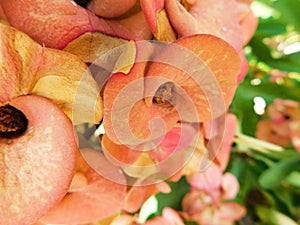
[0,23,102,124]
[141,0,176,41]
[32,48,103,125]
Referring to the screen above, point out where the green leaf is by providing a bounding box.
[256,206,299,225]
[284,171,300,188]
[259,153,300,189]
[231,75,300,136]
[228,156,264,204]
[155,177,190,215]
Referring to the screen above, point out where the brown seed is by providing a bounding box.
[0,104,28,138]
[153,82,176,107]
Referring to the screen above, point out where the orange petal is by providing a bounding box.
[103,41,179,145]
[124,179,170,212]
[145,34,241,122]
[0,95,77,225]
[102,134,142,166]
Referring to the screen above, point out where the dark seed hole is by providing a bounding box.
[0,105,28,138]
[73,0,91,8]
[152,82,176,107]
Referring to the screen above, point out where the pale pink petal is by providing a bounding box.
[165,0,244,51]
[218,202,246,221]
[221,173,240,200]
[182,190,211,214]
[188,163,223,191]
[237,51,249,83]
[162,207,185,225]
[140,0,164,34]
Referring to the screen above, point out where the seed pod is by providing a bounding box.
[0,105,28,138]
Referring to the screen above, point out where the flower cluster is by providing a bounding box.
[256,99,300,152]
[0,0,258,224]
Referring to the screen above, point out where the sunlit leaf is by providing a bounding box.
[256,206,299,225]
[259,153,300,189]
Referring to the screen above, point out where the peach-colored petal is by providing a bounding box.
[161,207,185,225]
[149,123,197,162]
[124,179,170,213]
[143,217,168,225]
[0,0,97,49]
[182,190,211,214]
[205,113,237,171]
[0,95,77,225]
[0,23,42,103]
[182,133,207,176]
[0,3,7,20]
[32,47,103,125]
[267,99,300,122]
[68,172,88,192]
[239,9,258,45]
[290,121,300,152]
[218,202,246,221]
[102,134,142,166]
[237,51,249,83]
[154,9,176,42]
[110,214,137,225]
[103,42,179,145]
[140,0,164,33]
[192,202,246,225]
[140,0,176,41]
[188,163,223,192]
[40,148,127,224]
[88,0,137,18]
[165,0,244,51]
[63,31,128,63]
[0,0,151,49]
[256,120,290,146]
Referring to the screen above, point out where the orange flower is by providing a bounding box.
[0,24,102,224]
